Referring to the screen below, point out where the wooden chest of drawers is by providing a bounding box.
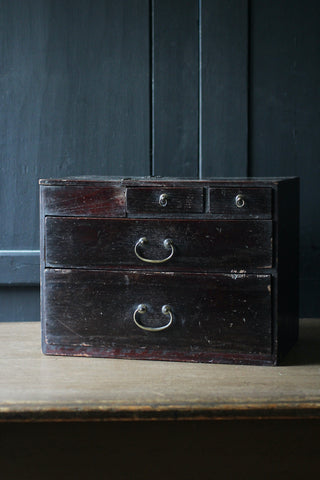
[40,177,299,365]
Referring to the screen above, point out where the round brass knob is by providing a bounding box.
[235,194,245,208]
[159,193,168,207]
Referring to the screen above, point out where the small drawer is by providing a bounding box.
[41,185,126,217]
[45,217,272,271]
[210,187,272,218]
[43,269,272,360]
[126,187,204,214]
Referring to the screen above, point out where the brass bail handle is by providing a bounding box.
[133,304,173,332]
[134,237,174,264]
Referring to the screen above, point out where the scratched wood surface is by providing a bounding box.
[43,270,272,360]
[0,319,320,421]
[44,218,273,270]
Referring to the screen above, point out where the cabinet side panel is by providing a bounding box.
[40,185,46,349]
[276,179,299,360]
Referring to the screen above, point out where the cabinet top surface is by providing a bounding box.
[39,176,299,186]
[0,319,318,422]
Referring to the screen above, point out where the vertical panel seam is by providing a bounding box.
[198,0,202,179]
[247,0,251,177]
[150,0,155,176]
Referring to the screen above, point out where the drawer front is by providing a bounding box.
[43,269,272,357]
[210,187,272,218]
[126,187,204,214]
[45,217,273,270]
[41,185,126,217]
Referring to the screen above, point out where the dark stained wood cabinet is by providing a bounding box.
[40,177,299,365]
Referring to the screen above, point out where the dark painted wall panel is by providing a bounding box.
[0,252,39,285]
[0,287,39,322]
[0,0,319,318]
[153,0,199,177]
[250,0,320,315]
[0,0,150,250]
[201,0,248,177]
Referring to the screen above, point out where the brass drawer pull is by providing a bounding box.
[133,304,173,332]
[235,194,245,208]
[134,237,174,264]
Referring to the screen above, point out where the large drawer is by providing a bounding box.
[43,269,272,361]
[45,217,273,271]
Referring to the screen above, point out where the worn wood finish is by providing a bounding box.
[127,187,204,214]
[40,177,298,365]
[39,176,294,187]
[41,185,126,217]
[210,187,272,218]
[1,319,320,421]
[45,217,273,271]
[43,269,272,361]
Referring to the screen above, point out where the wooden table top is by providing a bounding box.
[0,319,319,421]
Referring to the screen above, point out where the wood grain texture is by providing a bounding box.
[45,217,273,271]
[153,0,199,176]
[40,177,298,365]
[39,177,293,186]
[43,269,272,361]
[210,187,272,218]
[201,0,248,176]
[127,187,204,214]
[41,185,126,217]
[0,319,320,421]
